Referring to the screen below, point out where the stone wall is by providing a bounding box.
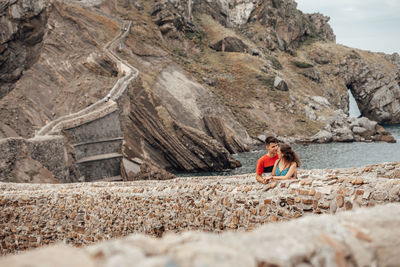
[1,162,399,255]
[0,136,68,183]
[1,203,400,266]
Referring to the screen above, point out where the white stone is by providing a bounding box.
[311,96,330,107]
[317,186,331,195]
[354,117,377,132]
[311,130,332,143]
[304,106,317,120]
[352,126,367,134]
[274,76,283,87]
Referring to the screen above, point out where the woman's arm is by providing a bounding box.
[271,160,278,176]
[265,161,279,182]
[271,163,297,180]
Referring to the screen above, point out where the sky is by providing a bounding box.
[295,0,400,55]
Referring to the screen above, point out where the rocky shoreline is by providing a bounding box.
[256,113,396,145]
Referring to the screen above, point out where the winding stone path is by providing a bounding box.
[29,20,140,181]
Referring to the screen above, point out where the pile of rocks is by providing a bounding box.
[1,203,400,266]
[1,162,399,255]
[311,109,395,143]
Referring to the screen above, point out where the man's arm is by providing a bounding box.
[256,173,264,183]
[255,157,265,183]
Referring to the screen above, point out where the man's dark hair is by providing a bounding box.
[265,136,279,145]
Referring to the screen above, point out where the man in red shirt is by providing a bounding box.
[256,136,279,184]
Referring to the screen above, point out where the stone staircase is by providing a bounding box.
[63,108,124,181]
[33,20,138,182]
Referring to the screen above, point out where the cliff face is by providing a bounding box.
[0,0,49,98]
[0,0,399,176]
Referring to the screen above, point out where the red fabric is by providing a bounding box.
[256,154,279,174]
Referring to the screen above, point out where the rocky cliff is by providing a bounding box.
[0,0,399,179]
[0,0,50,99]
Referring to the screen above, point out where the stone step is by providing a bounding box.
[74,137,123,160]
[77,153,123,164]
[77,153,123,182]
[63,110,122,144]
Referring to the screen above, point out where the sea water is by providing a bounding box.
[176,124,400,177]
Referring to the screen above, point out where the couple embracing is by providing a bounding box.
[256,136,301,184]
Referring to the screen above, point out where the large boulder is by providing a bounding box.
[311,130,333,143]
[332,127,354,142]
[274,76,289,91]
[210,37,249,53]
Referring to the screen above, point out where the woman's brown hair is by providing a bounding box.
[279,144,301,167]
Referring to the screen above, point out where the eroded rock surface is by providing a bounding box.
[340,52,400,124]
[0,0,50,98]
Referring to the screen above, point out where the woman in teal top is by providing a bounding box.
[266,143,301,181]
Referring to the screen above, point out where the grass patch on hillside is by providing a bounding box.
[266,55,283,70]
[299,35,321,47]
[255,74,275,89]
[348,50,361,59]
[231,107,270,136]
[291,60,313,68]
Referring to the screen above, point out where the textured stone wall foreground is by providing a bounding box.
[0,162,399,257]
[1,203,400,267]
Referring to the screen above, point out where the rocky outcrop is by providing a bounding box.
[150,0,335,52]
[273,76,289,91]
[339,52,400,124]
[150,0,195,38]
[120,79,242,172]
[209,36,249,53]
[247,0,335,51]
[203,116,250,154]
[312,110,395,143]
[0,136,67,183]
[0,0,50,98]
